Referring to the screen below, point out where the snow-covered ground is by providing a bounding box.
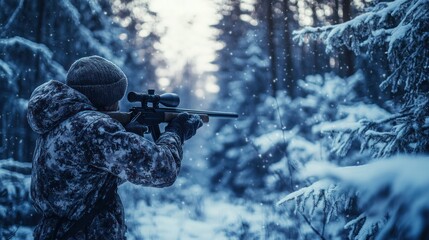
[119,131,285,240]
[124,192,269,239]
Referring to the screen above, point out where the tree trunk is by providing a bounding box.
[267,0,277,97]
[283,0,296,98]
[342,0,354,76]
[311,3,320,74]
[333,0,340,24]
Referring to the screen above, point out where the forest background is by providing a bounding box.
[1,0,428,239]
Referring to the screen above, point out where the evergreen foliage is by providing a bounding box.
[0,0,126,160]
[279,1,429,239]
[1,0,427,238]
[0,0,160,237]
[294,0,429,157]
[0,159,34,239]
[209,0,273,195]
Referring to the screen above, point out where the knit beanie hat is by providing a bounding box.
[66,55,128,108]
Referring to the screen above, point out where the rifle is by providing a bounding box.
[105,89,238,140]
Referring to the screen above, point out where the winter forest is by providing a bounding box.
[1,0,428,239]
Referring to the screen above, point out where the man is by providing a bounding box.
[27,55,203,239]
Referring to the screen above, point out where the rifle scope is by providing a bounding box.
[128,90,180,108]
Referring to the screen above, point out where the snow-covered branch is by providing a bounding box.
[279,155,429,239]
[298,0,429,158]
[0,159,34,239]
[294,0,429,106]
[317,100,429,158]
[0,36,66,79]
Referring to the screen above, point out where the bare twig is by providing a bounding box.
[273,97,295,187]
[298,210,326,240]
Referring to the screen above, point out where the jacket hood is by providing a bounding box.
[27,80,96,134]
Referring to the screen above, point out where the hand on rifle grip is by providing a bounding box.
[165,113,203,143]
[125,121,148,136]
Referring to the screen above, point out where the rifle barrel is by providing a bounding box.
[158,107,239,119]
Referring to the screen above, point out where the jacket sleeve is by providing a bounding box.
[82,115,183,187]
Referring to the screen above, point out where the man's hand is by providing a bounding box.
[125,121,148,136]
[165,113,203,143]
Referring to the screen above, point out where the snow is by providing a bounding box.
[60,0,81,25]
[313,103,391,133]
[314,119,360,133]
[253,128,297,153]
[0,37,54,59]
[277,179,333,206]
[0,36,67,80]
[2,0,429,239]
[283,155,429,239]
[120,178,286,240]
[388,23,411,52]
[0,59,13,79]
[300,156,429,192]
[128,196,267,239]
[294,0,413,55]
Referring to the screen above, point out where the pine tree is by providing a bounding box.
[0,0,133,237]
[0,0,126,161]
[280,1,429,238]
[209,0,275,195]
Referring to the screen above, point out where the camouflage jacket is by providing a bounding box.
[27,80,183,239]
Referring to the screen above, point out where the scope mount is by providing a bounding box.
[127,89,180,109]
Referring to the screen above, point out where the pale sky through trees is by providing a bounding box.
[149,0,220,76]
